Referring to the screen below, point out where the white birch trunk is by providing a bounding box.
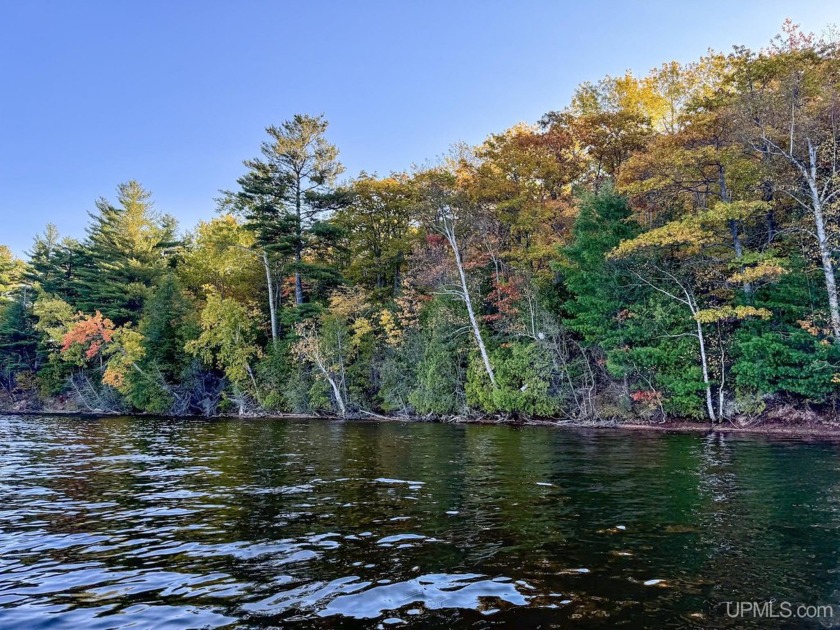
[316,359,346,417]
[262,250,279,344]
[690,300,717,423]
[442,221,496,387]
[805,140,840,341]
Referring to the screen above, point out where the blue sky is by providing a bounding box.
[1,0,838,255]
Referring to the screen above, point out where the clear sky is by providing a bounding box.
[1,0,838,255]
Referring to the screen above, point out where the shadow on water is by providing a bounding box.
[1,415,839,628]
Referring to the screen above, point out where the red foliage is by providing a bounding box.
[424,233,446,248]
[483,277,522,324]
[630,390,661,404]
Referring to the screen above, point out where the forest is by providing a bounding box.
[2,22,840,423]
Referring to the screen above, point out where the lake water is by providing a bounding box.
[1,415,839,628]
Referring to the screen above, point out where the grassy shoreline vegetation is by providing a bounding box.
[4,22,840,428]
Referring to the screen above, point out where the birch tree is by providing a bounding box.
[413,167,497,388]
[734,38,840,341]
[610,209,778,421]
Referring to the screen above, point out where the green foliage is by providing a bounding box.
[71,181,176,323]
[559,188,639,353]
[186,291,262,393]
[408,299,466,415]
[622,296,707,418]
[0,246,25,301]
[733,328,839,401]
[26,225,83,302]
[178,216,262,303]
[139,274,197,381]
[466,341,560,417]
[256,341,295,411]
[378,331,423,414]
[333,175,417,300]
[0,290,39,396]
[556,188,646,410]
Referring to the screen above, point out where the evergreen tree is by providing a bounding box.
[559,189,639,376]
[72,181,175,324]
[225,114,344,315]
[0,289,39,397]
[139,273,197,382]
[27,225,84,302]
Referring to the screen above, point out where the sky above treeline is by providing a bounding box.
[1,0,839,255]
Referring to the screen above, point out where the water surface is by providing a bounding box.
[1,415,839,628]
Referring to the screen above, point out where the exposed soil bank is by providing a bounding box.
[3,407,840,438]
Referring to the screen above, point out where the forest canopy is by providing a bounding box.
[3,22,840,423]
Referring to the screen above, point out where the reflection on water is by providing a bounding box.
[1,416,839,628]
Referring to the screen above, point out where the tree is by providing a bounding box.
[0,289,39,399]
[733,35,840,341]
[332,174,417,299]
[139,274,197,381]
[185,290,262,414]
[26,225,81,301]
[178,216,262,304]
[609,205,779,421]
[412,166,497,388]
[226,114,344,317]
[469,123,582,277]
[0,246,24,302]
[558,189,641,410]
[617,72,766,296]
[407,296,468,415]
[60,311,116,367]
[72,181,176,323]
[291,287,377,417]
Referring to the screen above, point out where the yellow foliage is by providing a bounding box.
[102,327,145,392]
[694,305,772,323]
[729,261,788,285]
[328,287,368,319]
[610,216,714,258]
[708,200,770,221]
[351,317,373,347]
[379,309,403,347]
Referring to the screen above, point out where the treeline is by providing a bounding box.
[2,22,840,422]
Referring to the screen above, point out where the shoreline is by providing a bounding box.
[3,408,840,438]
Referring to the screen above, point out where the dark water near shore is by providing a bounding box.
[1,416,840,628]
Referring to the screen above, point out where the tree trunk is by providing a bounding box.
[317,361,346,417]
[327,375,347,417]
[728,219,751,296]
[294,269,304,306]
[262,250,279,344]
[443,222,496,387]
[806,140,840,342]
[294,175,304,305]
[761,151,776,245]
[694,315,717,423]
[811,196,840,341]
[719,167,751,295]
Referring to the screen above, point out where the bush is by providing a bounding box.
[466,341,560,417]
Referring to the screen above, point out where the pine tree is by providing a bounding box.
[27,225,84,302]
[139,273,197,381]
[560,188,639,360]
[225,114,344,320]
[72,181,175,323]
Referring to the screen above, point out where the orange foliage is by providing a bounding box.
[60,311,115,361]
